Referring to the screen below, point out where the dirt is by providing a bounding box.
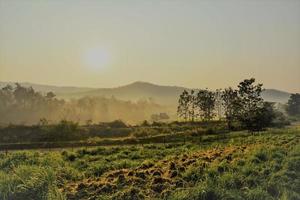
[63,144,249,199]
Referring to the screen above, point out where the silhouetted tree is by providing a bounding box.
[214,89,223,120]
[46,91,56,99]
[237,78,264,131]
[221,87,241,130]
[286,93,300,116]
[177,90,190,121]
[0,84,166,125]
[257,102,277,129]
[188,90,197,121]
[151,113,170,121]
[196,89,216,121]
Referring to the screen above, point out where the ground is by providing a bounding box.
[0,126,299,200]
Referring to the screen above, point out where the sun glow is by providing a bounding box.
[83,48,111,70]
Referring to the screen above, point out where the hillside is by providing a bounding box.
[0,81,291,105]
[0,81,93,95]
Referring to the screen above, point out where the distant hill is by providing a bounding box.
[65,81,188,105]
[0,81,291,105]
[0,81,93,95]
[261,89,291,104]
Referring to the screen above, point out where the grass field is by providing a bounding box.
[0,127,299,200]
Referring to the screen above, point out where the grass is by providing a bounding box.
[0,127,299,200]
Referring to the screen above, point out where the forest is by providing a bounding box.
[0,83,167,125]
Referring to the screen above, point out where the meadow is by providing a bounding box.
[0,125,299,200]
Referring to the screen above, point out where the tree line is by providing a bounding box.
[177,78,297,132]
[0,83,166,125]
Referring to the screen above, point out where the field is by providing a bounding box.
[0,125,299,200]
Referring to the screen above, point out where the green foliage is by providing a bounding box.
[221,87,241,130]
[177,90,191,121]
[51,120,82,141]
[131,127,161,138]
[0,165,65,200]
[178,89,216,122]
[177,78,289,132]
[0,150,82,200]
[286,93,300,116]
[0,127,299,199]
[196,89,216,121]
[104,120,128,128]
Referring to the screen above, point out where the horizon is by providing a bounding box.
[1,0,300,93]
[0,79,296,93]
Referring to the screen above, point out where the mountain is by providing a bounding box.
[261,89,291,103]
[0,81,93,95]
[65,81,187,105]
[0,81,291,104]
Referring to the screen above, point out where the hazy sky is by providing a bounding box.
[0,0,299,92]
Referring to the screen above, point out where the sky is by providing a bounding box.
[0,0,299,92]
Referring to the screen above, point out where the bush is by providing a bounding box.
[107,120,128,128]
[131,128,160,138]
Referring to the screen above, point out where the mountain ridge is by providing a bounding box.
[0,81,291,104]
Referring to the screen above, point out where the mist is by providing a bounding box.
[0,83,171,125]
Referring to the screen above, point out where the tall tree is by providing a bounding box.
[177,90,190,121]
[188,90,197,121]
[221,87,241,130]
[196,89,216,121]
[237,78,264,131]
[214,89,223,120]
[256,102,277,129]
[286,93,300,116]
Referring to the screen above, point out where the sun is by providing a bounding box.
[83,48,111,70]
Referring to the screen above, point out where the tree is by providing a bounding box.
[237,78,264,131]
[256,102,277,129]
[39,118,49,126]
[0,85,15,112]
[53,120,81,141]
[239,102,277,132]
[188,90,197,121]
[151,113,170,121]
[221,87,241,130]
[46,91,56,99]
[2,84,13,92]
[286,93,300,116]
[214,89,223,120]
[85,119,93,126]
[177,90,190,121]
[196,89,216,121]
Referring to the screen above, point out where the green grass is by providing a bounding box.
[0,127,299,200]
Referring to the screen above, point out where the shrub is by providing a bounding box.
[107,120,128,128]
